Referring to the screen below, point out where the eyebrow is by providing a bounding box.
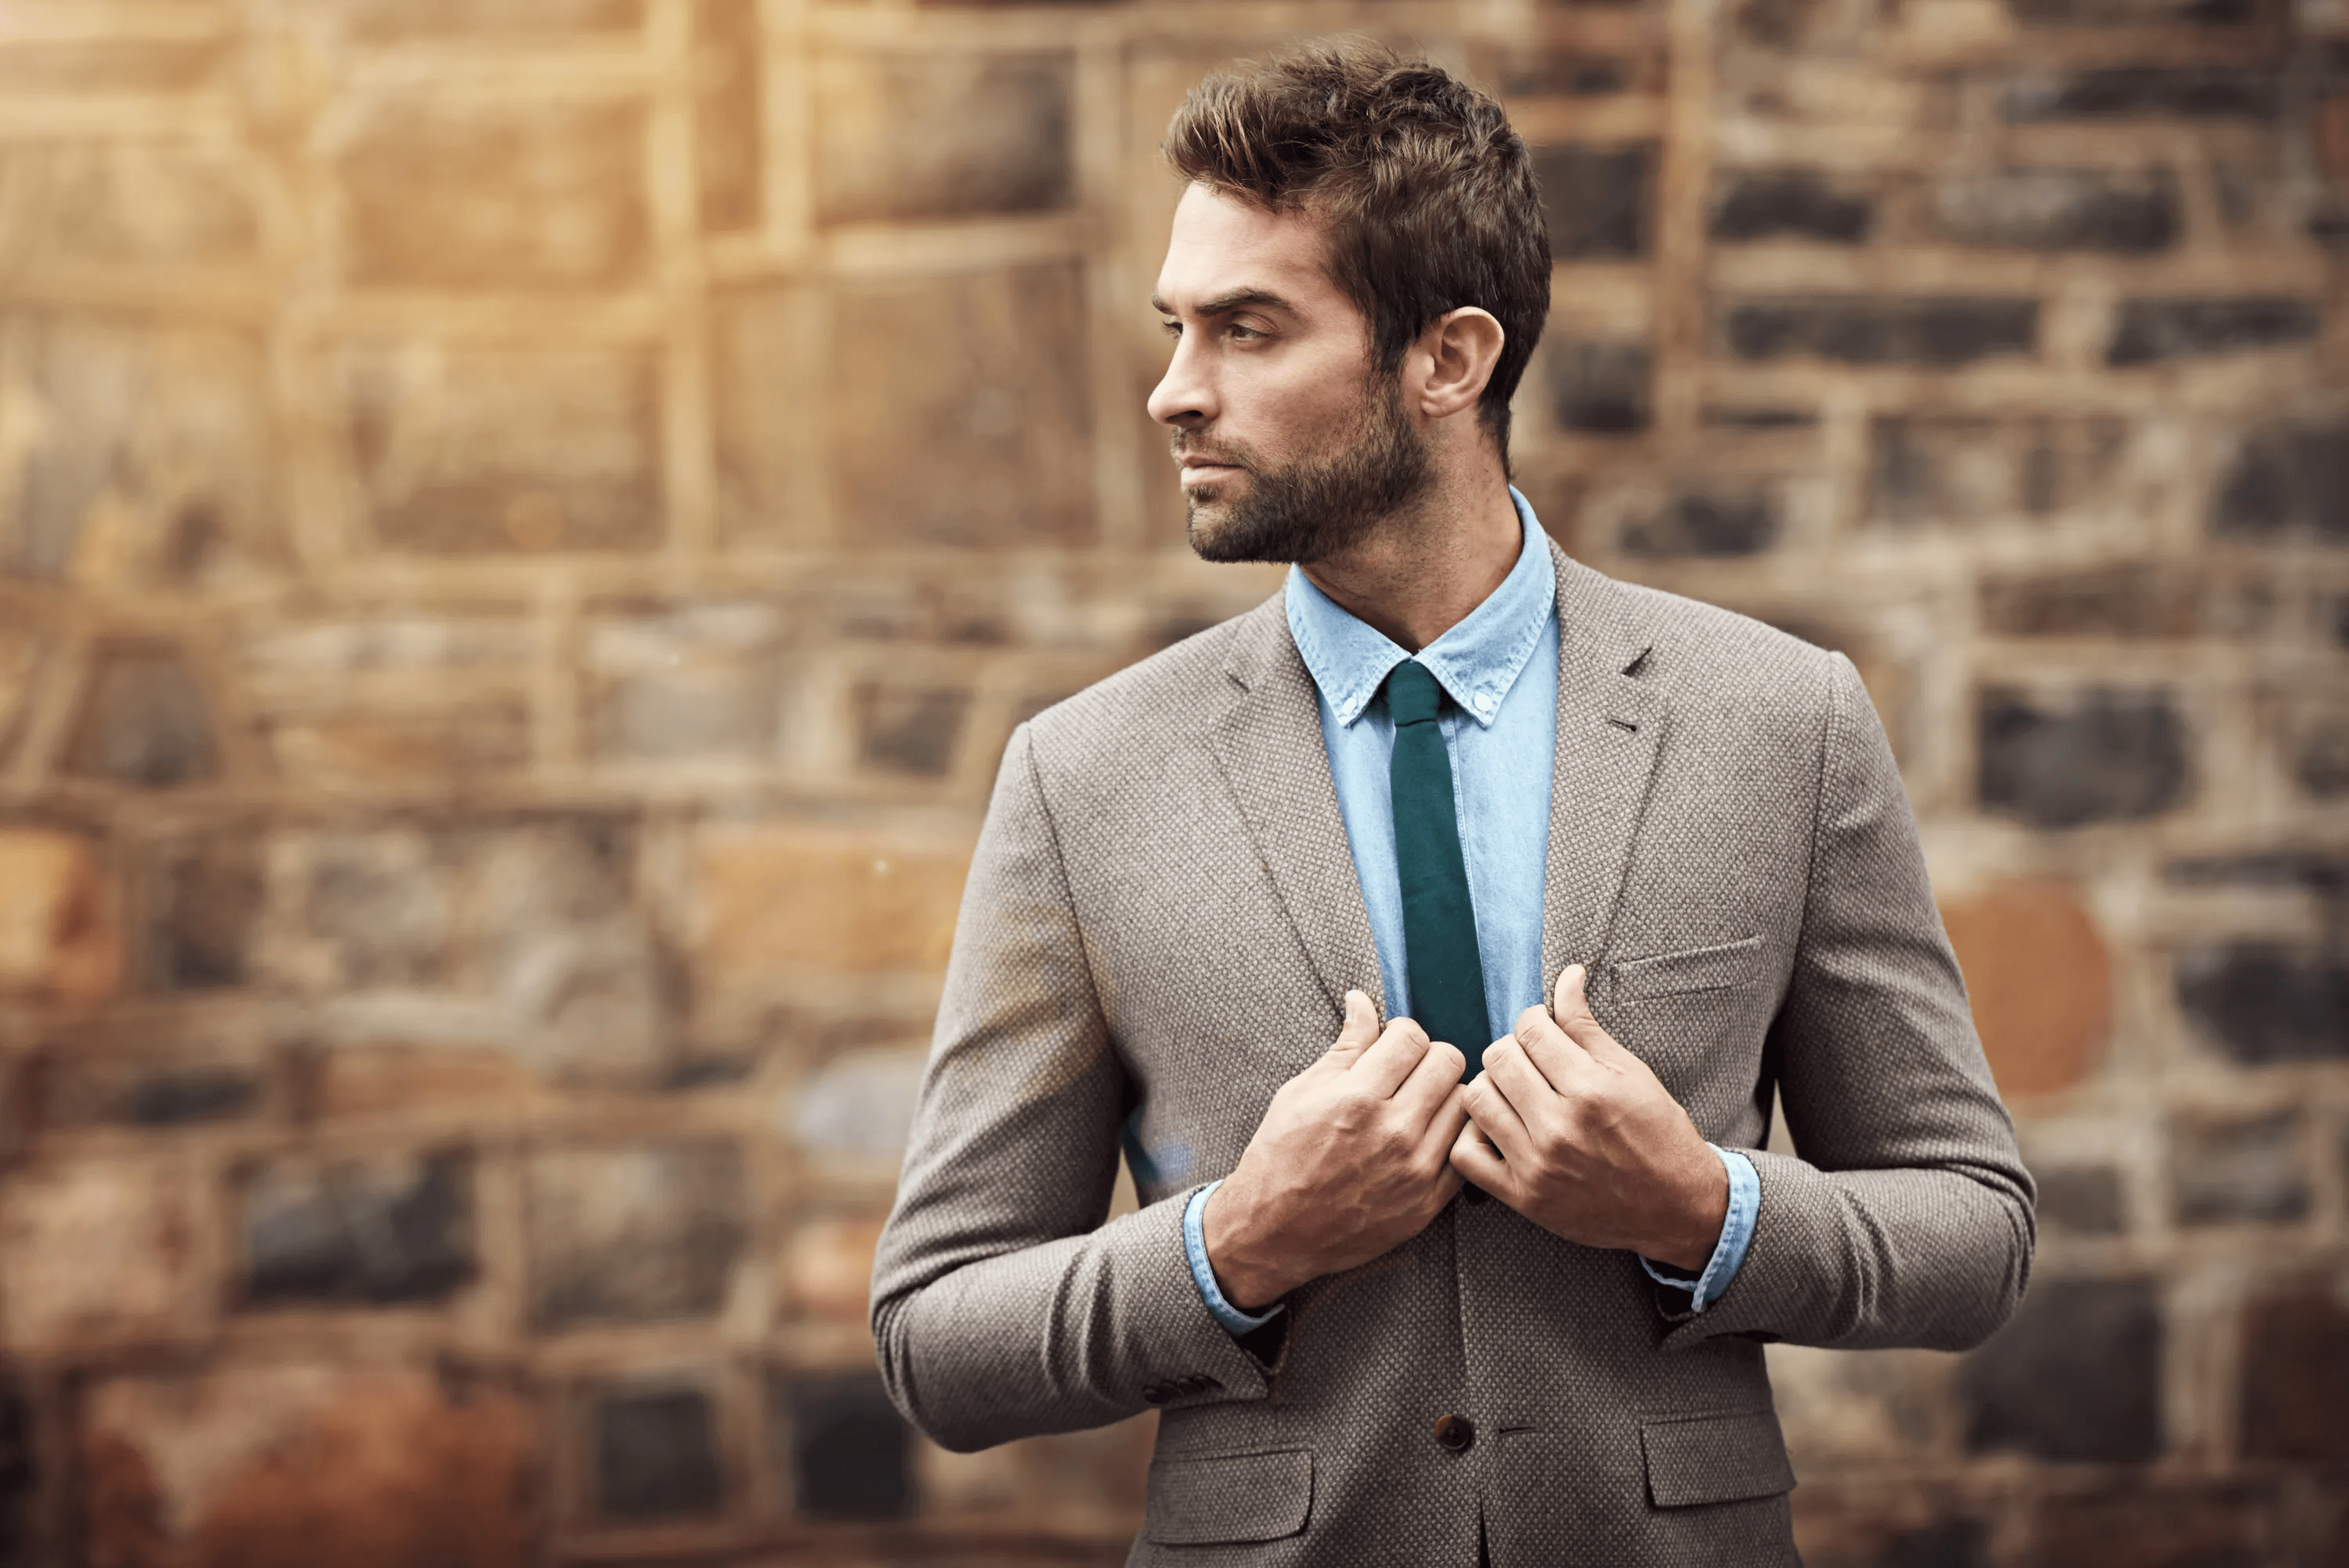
[1151,287,1298,319]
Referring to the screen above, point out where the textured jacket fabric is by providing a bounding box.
[870,544,2035,1566]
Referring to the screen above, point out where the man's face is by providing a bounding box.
[1146,184,1430,564]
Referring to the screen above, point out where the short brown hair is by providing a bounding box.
[1164,40,1550,460]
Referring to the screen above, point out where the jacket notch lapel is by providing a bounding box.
[1205,600,1388,1022]
[1541,549,1670,1003]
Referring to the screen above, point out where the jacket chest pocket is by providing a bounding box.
[1610,935,1763,1004]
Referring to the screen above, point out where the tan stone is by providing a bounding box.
[81,1366,535,1568]
[696,823,972,976]
[0,1159,200,1348]
[268,705,531,787]
[338,99,648,289]
[784,1213,886,1323]
[1939,881,2110,1098]
[0,146,259,271]
[342,340,660,553]
[826,264,1095,548]
[314,1044,545,1119]
[0,828,121,1003]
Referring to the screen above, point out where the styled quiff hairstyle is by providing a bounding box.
[1163,40,1550,458]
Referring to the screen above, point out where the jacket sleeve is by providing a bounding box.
[868,723,1275,1452]
[1663,652,2037,1354]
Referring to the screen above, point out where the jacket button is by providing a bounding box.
[1142,1383,1174,1405]
[1463,1184,1489,1206]
[1434,1414,1476,1454]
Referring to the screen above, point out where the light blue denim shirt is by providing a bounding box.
[1182,489,1759,1334]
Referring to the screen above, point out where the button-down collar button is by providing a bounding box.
[1474,693,1494,716]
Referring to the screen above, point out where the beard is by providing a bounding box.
[1178,374,1434,564]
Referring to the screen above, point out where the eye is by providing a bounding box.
[1229,323,1265,341]
[1160,319,1182,338]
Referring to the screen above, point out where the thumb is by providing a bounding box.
[1551,964,1615,1049]
[1553,964,1637,1065]
[1328,989,1380,1057]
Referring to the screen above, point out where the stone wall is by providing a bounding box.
[0,0,2341,1563]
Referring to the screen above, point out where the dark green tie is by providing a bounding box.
[1384,660,1489,1080]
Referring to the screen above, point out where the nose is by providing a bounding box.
[1146,330,1214,430]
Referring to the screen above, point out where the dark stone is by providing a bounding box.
[596,1385,723,1522]
[1726,298,2037,366]
[147,837,262,989]
[2239,1281,2349,1462]
[816,53,1073,223]
[2003,67,2281,122]
[1737,0,1823,45]
[63,644,220,789]
[1976,687,2189,828]
[528,1141,748,1329]
[1979,566,2271,639]
[778,1370,912,1521]
[129,1069,258,1126]
[1534,143,1654,260]
[240,1152,474,1306]
[2007,0,2261,21]
[1871,414,2127,525]
[1703,406,1817,429]
[2210,419,2349,542]
[2036,1166,2126,1235]
[1934,168,2179,254]
[1961,1277,2163,1462]
[854,685,970,778]
[2163,852,2349,895]
[1710,172,1874,243]
[1549,341,1652,434]
[0,1375,29,1562]
[1883,1518,1990,1568]
[2297,718,2349,798]
[2172,1111,2307,1225]
[1621,492,1779,557]
[2108,297,2321,366]
[1502,51,1630,96]
[2175,945,2349,1065]
[2030,1487,2267,1568]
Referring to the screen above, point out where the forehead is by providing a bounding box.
[1153,183,1349,313]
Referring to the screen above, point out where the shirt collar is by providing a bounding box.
[1284,487,1557,730]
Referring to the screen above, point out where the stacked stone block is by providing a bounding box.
[0,0,2340,1563]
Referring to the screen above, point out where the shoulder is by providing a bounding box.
[1563,553,1846,726]
[1016,593,1277,768]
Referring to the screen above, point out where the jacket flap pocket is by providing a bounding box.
[1641,1411,1795,1508]
[1614,935,1763,1002]
[1143,1448,1313,1545]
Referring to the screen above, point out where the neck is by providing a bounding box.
[1296,458,1521,653]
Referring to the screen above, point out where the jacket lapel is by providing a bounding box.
[1541,543,1669,1005]
[1206,596,1388,1020]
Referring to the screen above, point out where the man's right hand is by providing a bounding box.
[1200,989,1471,1312]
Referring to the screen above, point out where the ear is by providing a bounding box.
[1405,306,1506,424]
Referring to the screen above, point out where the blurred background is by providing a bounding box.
[0,0,2342,1563]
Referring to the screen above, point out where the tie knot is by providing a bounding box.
[1384,660,1445,726]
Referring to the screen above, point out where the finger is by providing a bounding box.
[1552,963,1637,1065]
[1514,998,1596,1090]
[1348,1017,1432,1098]
[1460,1069,1535,1165]
[1322,989,1380,1062]
[1449,1119,1515,1199]
[1408,1079,1473,1170]
[1481,1034,1563,1119]
[1391,1035,1469,1124]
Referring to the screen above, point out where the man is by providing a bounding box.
[871,41,2032,1566]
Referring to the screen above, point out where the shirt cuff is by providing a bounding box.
[1639,1146,1760,1313]
[1182,1180,1283,1335]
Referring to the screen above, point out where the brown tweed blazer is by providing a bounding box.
[871,543,2034,1566]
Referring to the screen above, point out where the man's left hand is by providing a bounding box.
[1449,963,1729,1273]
